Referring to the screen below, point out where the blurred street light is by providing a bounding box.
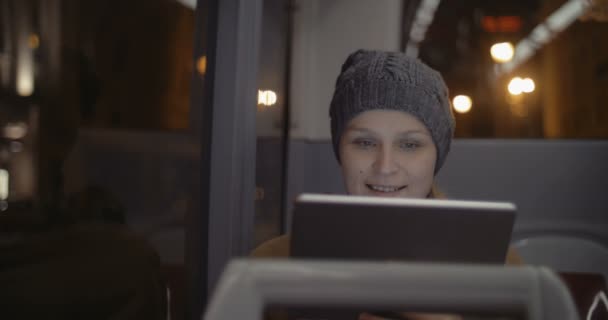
[508,77,535,95]
[258,90,277,107]
[490,42,514,63]
[522,78,535,93]
[508,77,524,95]
[452,95,472,114]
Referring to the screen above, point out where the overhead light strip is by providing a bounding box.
[405,0,442,58]
[497,0,593,75]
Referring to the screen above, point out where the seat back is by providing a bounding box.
[204,259,579,320]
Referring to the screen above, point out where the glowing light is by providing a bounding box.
[452,95,473,114]
[405,0,441,57]
[257,90,277,107]
[482,16,522,33]
[522,78,535,93]
[490,42,514,63]
[196,56,207,75]
[28,34,40,49]
[497,0,594,75]
[508,77,535,95]
[508,77,524,95]
[17,78,33,96]
[3,122,28,139]
[0,169,9,201]
[16,55,34,96]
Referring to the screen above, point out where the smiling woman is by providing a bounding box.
[251,49,521,320]
[252,49,458,258]
[339,110,437,198]
[329,49,455,199]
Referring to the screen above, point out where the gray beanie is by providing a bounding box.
[329,49,455,174]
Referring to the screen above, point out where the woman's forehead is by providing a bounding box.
[346,110,430,133]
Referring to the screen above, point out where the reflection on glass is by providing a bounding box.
[0,168,9,200]
[16,57,34,97]
[197,55,207,75]
[27,33,39,49]
[3,122,28,139]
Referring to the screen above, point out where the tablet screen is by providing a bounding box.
[290,194,516,264]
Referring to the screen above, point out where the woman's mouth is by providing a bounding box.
[366,184,407,193]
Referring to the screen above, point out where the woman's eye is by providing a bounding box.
[399,141,419,150]
[353,139,376,148]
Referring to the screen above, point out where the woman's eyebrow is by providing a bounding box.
[397,130,430,137]
[345,126,431,137]
[345,127,375,134]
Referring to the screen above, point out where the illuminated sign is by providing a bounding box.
[482,16,522,33]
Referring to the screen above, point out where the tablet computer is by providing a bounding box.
[290,193,516,264]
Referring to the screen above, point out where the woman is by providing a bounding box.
[253,50,521,265]
[252,49,521,261]
[328,49,452,200]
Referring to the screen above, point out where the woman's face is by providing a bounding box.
[339,110,437,198]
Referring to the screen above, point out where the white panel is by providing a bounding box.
[290,0,404,140]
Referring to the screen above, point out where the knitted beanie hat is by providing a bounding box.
[329,49,455,173]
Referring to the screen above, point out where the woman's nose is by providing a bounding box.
[373,147,398,175]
